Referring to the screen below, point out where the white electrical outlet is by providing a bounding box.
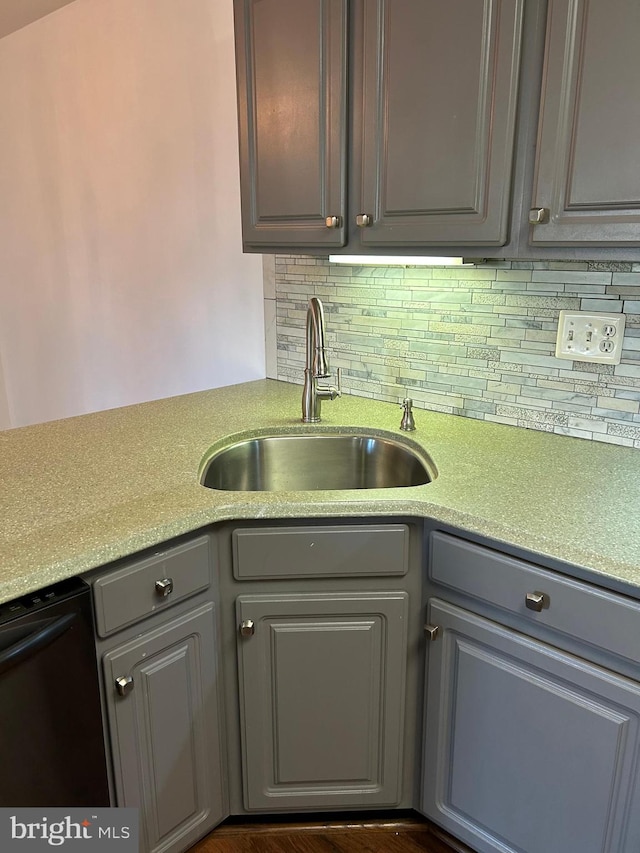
[555,311,625,364]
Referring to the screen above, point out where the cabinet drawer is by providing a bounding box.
[91,536,210,637]
[430,531,640,665]
[233,524,409,579]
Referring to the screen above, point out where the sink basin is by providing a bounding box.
[200,431,435,492]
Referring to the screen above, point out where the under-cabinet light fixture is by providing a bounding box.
[328,255,483,266]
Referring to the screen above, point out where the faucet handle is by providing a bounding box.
[400,398,416,431]
[316,366,342,402]
[325,367,342,401]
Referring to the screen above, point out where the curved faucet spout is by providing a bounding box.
[302,297,341,423]
[306,297,330,377]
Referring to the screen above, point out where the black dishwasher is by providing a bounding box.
[0,577,110,807]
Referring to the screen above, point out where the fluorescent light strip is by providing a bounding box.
[328,255,478,266]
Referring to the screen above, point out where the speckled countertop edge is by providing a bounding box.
[1,379,639,604]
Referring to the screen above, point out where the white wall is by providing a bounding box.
[0,0,77,39]
[0,0,264,429]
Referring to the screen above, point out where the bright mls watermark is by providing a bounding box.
[0,809,138,851]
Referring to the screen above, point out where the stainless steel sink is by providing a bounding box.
[200,431,435,492]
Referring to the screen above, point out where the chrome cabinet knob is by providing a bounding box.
[525,591,549,612]
[240,619,255,637]
[529,207,549,225]
[356,213,373,227]
[155,577,173,597]
[424,624,440,641]
[325,215,342,228]
[115,675,134,697]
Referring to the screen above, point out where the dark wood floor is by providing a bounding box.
[189,814,471,853]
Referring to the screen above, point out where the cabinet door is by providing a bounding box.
[421,599,640,853]
[103,604,226,853]
[234,0,348,249]
[237,591,408,810]
[356,0,524,247]
[530,0,640,246]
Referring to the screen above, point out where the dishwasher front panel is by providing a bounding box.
[0,578,110,807]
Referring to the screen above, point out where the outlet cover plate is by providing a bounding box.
[556,310,625,364]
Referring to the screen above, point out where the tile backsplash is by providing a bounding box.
[266,255,640,448]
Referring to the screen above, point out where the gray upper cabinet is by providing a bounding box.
[235,0,640,258]
[235,0,524,251]
[356,0,524,247]
[529,0,640,246]
[234,0,348,248]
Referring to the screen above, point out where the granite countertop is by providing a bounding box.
[1,379,639,605]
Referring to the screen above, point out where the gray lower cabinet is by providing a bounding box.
[87,534,227,853]
[236,591,408,811]
[82,519,640,853]
[421,599,640,853]
[423,529,640,852]
[102,602,226,853]
[529,0,640,246]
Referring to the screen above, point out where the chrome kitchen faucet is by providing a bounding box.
[301,297,341,422]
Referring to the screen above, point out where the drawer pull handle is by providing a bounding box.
[115,675,134,697]
[240,619,255,637]
[356,213,373,228]
[424,624,440,641]
[155,577,174,597]
[325,215,342,229]
[525,591,549,612]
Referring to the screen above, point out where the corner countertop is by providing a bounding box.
[1,379,639,605]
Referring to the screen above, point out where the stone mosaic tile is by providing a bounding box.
[613,272,640,285]
[533,270,612,284]
[588,261,633,272]
[608,422,640,440]
[563,284,608,294]
[273,255,640,448]
[497,269,533,282]
[581,298,623,312]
